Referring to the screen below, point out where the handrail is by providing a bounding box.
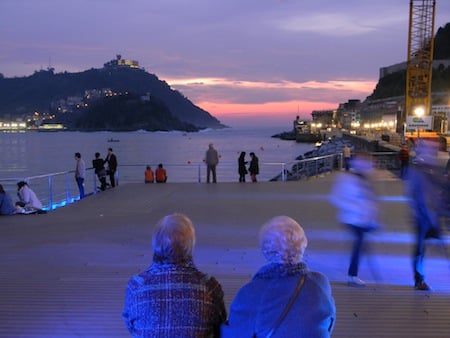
[3,151,399,212]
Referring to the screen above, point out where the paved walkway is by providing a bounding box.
[0,170,449,337]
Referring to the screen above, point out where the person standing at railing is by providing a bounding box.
[248,152,259,183]
[205,143,219,183]
[93,152,107,191]
[74,152,86,199]
[238,152,248,182]
[398,144,410,179]
[343,144,351,171]
[104,147,118,188]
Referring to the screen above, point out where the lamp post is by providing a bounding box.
[413,106,425,139]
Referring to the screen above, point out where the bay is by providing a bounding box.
[0,126,315,208]
[1,126,314,182]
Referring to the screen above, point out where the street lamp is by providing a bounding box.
[413,106,425,139]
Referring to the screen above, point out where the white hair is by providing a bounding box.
[152,213,196,260]
[259,216,308,264]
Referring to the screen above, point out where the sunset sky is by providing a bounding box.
[1,0,449,127]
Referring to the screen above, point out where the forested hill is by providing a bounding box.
[367,22,450,101]
[0,65,225,129]
[74,93,200,132]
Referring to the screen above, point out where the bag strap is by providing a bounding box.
[265,274,306,338]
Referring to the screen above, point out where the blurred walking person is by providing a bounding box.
[406,141,444,291]
[330,156,380,287]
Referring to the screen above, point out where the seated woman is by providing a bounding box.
[16,181,43,213]
[0,184,17,215]
[122,213,226,337]
[222,215,336,338]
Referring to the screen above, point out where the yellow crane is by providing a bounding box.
[404,0,436,133]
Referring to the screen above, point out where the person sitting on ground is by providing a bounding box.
[0,184,17,215]
[222,215,336,338]
[155,163,167,183]
[122,213,226,337]
[144,165,154,183]
[16,181,43,213]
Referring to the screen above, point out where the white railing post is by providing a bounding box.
[197,164,201,183]
[93,171,97,195]
[48,175,53,210]
[66,172,71,203]
[281,163,286,182]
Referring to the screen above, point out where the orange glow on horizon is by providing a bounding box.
[197,100,338,119]
[164,75,376,120]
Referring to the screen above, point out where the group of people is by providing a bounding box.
[74,147,118,199]
[238,151,260,182]
[144,163,167,183]
[331,141,449,291]
[0,181,44,215]
[122,213,336,337]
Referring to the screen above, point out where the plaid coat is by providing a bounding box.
[123,258,226,337]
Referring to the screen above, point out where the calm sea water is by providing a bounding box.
[0,126,314,181]
[0,126,315,206]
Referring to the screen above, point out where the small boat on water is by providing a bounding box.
[107,138,120,142]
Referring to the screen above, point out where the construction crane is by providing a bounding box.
[404,0,436,134]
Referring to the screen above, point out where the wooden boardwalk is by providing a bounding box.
[0,170,449,337]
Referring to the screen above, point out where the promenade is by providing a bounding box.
[0,170,449,337]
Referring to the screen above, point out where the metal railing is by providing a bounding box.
[4,152,400,211]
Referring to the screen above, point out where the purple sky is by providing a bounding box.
[1,0,449,127]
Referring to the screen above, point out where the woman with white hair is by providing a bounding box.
[122,213,227,337]
[222,216,336,338]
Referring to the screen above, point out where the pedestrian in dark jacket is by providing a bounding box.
[93,152,107,191]
[238,152,248,182]
[248,152,259,182]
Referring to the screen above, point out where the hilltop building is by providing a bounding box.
[103,55,142,70]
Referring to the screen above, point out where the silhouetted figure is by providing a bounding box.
[399,144,409,179]
[343,144,351,171]
[248,152,259,182]
[238,152,248,182]
[74,152,86,199]
[93,152,107,191]
[104,147,118,187]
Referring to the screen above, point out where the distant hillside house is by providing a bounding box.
[104,54,141,70]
